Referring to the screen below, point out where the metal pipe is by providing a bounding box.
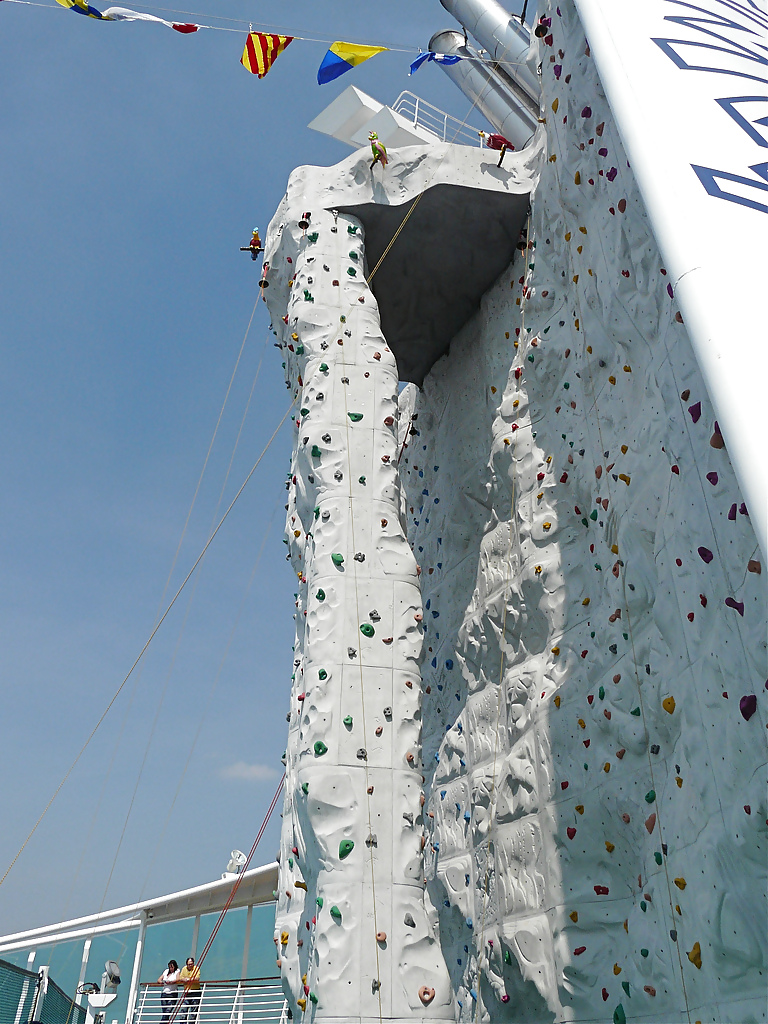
[428,29,537,149]
[440,0,540,102]
[76,939,92,1007]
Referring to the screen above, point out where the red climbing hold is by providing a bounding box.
[574,946,586,955]
[561,781,569,790]
[671,464,680,474]
[602,988,609,1001]
[567,827,577,839]
[594,885,609,895]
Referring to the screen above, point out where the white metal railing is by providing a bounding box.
[133,980,285,1024]
[392,90,484,146]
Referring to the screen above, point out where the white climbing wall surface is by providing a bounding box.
[263,2,766,1021]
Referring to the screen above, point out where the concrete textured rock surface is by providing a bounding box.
[263,0,766,1020]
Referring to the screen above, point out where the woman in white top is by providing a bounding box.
[158,960,180,1023]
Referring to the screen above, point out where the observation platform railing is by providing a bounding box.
[132,980,285,1024]
[392,90,484,146]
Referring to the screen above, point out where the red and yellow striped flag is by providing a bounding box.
[240,32,293,77]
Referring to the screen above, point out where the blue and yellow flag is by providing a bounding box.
[55,0,106,18]
[317,41,388,85]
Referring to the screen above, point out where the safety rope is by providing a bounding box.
[0,399,293,891]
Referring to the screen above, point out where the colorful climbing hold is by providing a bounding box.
[740,694,757,720]
[662,696,676,714]
[339,839,354,859]
[687,942,702,969]
[331,553,344,567]
[314,741,328,756]
[330,905,342,922]
[348,412,363,422]
[360,623,375,637]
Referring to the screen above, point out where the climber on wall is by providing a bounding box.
[240,227,262,260]
[369,131,388,170]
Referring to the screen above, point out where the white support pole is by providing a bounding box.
[76,939,92,1006]
[13,952,36,1024]
[31,966,50,1022]
[240,907,252,980]
[124,912,147,1024]
[190,915,200,960]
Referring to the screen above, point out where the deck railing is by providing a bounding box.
[132,980,285,1024]
[392,90,484,146]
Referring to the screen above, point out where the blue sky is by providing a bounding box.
[0,0,520,952]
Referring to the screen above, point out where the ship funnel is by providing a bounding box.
[428,29,537,150]
[440,0,540,103]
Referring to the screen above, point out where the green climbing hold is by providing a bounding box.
[309,993,318,1005]
[347,267,357,276]
[358,475,366,484]
[311,445,322,458]
[360,623,375,637]
[613,1004,626,1024]
[331,553,344,567]
[581,518,589,527]
[319,363,329,372]
[631,707,641,716]
[330,905,342,921]
[347,225,358,234]
[349,251,359,260]
[640,901,647,912]
[316,589,326,602]
[308,232,318,243]
[288,857,294,868]
[563,382,570,389]
[528,354,534,362]
[339,839,354,859]
[640,948,649,958]
[654,851,663,865]
[645,789,656,803]
[314,741,328,756]
[313,506,320,519]
[598,685,605,700]
[316,897,323,908]
[503,949,512,965]
[348,412,363,422]
[301,782,309,795]
[296,344,304,355]
[621,981,630,996]
[590,510,598,521]
[301,408,309,416]
[343,715,353,727]
[318,669,327,680]
[340,315,346,323]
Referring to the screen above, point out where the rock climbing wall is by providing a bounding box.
[399,2,767,1023]
[263,206,453,1024]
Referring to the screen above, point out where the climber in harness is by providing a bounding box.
[480,131,514,167]
[369,131,388,170]
[240,228,262,260]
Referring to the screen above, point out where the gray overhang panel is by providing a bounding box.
[339,183,529,384]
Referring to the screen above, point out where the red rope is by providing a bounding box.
[165,773,285,1024]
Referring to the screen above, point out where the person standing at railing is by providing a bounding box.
[158,960,180,1023]
[179,958,201,1024]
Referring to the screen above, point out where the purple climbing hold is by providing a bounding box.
[554,64,562,79]
[728,503,737,521]
[667,283,674,298]
[581,105,592,117]
[725,596,745,616]
[739,502,748,516]
[606,166,617,181]
[688,401,702,423]
[698,546,714,564]
[598,147,608,156]
[706,472,719,485]
[740,694,757,721]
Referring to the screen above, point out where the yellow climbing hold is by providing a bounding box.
[543,521,552,530]
[609,375,616,385]
[618,473,631,485]
[574,318,580,330]
[586,345,592,353]
[687,942,702,969]
[570,911,578,922]
[663,696,676,714]
[535,565,542,575]
[578,718,586,729]
[576,804,584,815]
[676,776,683,788]
[611,544,619,554]
[554,694,561,707]
[579,226,587,234]
[551,646,560,655]
[582,597,590,606]
[623,365,632,372]
[549,154,557,162]
[573,274,579,283]
[552,98,559,112]
[621,444,628,454]
[574,171,581,184]
[297,997,307,1011]
[604,762,611,773]
[565,232,571,241]
[674,877,687,890]
[613,964,622,975]
[605,840,615,852]
[505,331,510,339]
[280,931,289,945]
